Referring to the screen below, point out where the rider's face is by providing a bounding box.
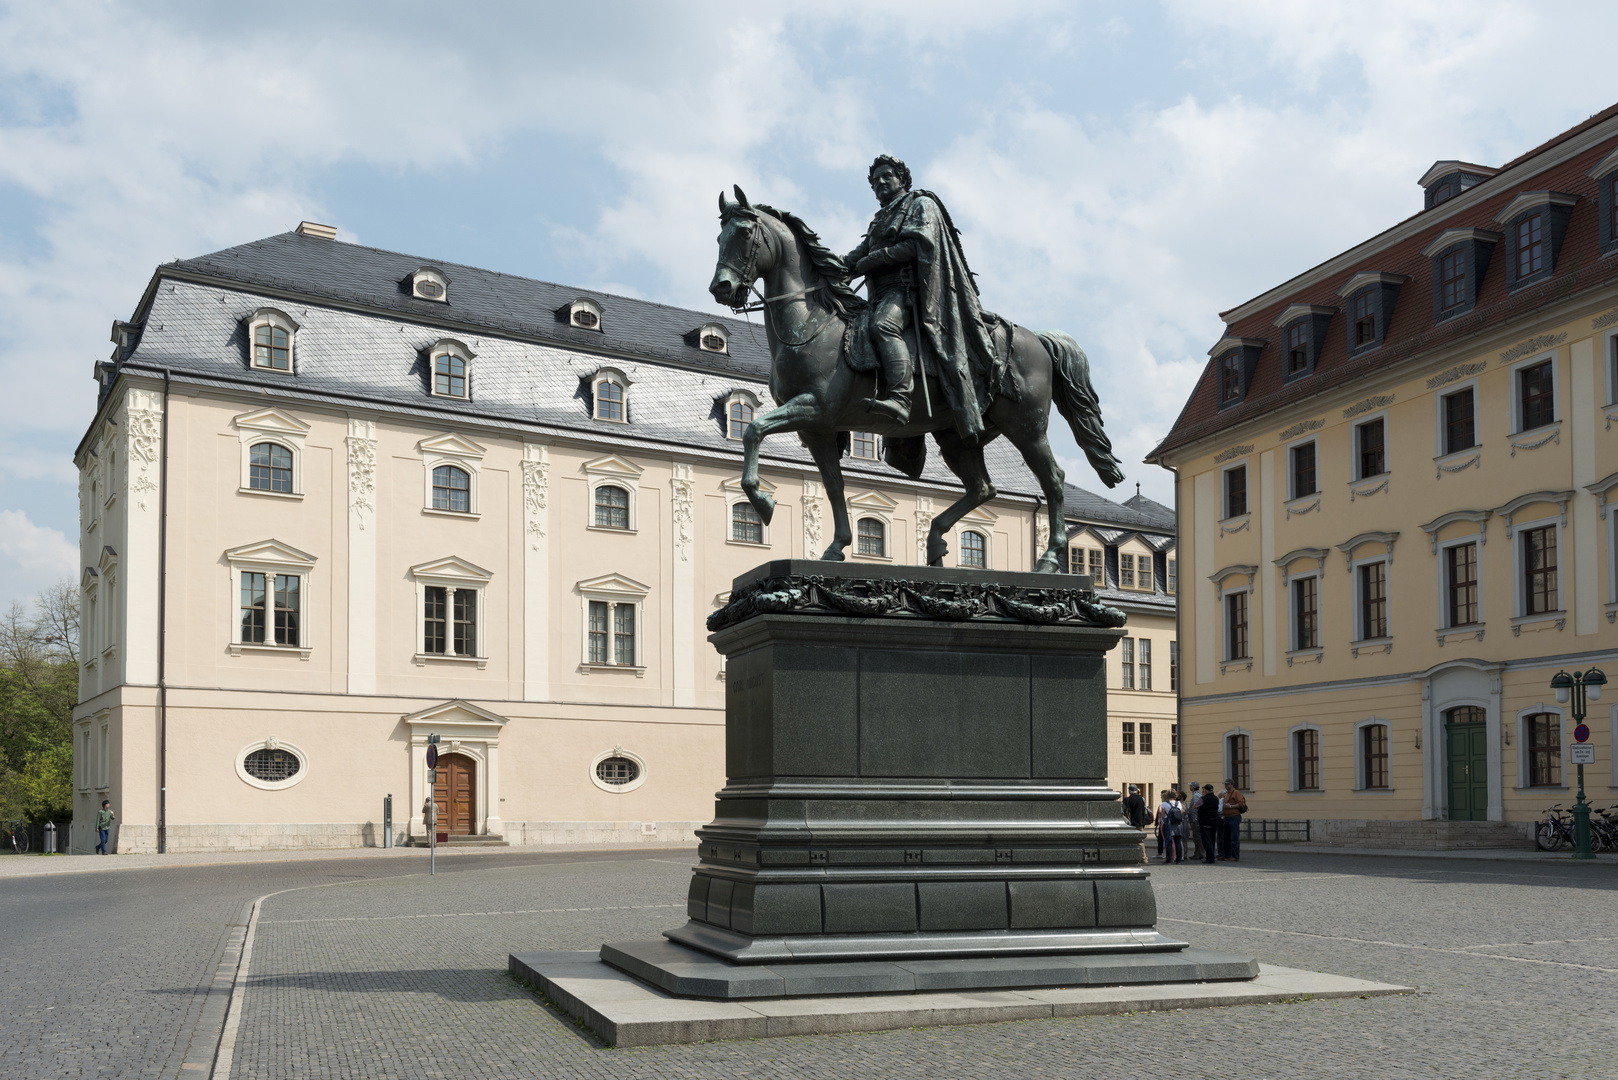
[870,165,905,204]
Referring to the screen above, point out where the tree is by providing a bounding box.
[0,581,79,821]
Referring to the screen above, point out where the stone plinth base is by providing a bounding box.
[510,950,1411,1047]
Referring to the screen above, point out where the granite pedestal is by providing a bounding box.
[579,561,1244,999]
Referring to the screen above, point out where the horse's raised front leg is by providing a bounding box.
[741,393,822,525]
[801,430,852,560]
[930,430,997,567]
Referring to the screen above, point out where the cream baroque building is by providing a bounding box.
[1150,105,1618,847]
[71,224,1177,853]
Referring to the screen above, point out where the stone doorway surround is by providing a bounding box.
[1416,659,1503,822]
[405,700,506,841]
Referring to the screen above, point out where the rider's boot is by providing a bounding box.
[864,335,913,424]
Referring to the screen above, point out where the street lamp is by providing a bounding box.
[1549,667,1606,860]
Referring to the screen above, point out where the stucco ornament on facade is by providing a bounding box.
[1276,419,1324,441]
[1426,361,1486,390]
[1212,444,1254,464]
[1342,394,1394,420]
[671,470,694,560]
[1591,305,1618,331]
[521,457,550,546]
[914,495,933,564]
[1498,332,1566,364]
[345,425,378,528]
[801,479,823,552]
[124,390,163,512]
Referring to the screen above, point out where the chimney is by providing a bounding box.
[295,221,339,240]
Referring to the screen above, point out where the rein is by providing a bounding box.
[722,209,842,347]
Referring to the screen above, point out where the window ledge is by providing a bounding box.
[100,645,117,661]
[1351,636,1393,658]
[579,662,646,678]
[1349,475,1389,500]
[1512,611,1566,635]
[586,524,637,535]
[851,553,894,563]
[229,642,313,660]
[1285,648,1323,667]
[1509,421,1561,455]
[237,487,303,500]
[1437,623,1486,646]
[1353,787,1396,794]
[1285,789,1326,796]
[1434,448,1480,478]
[1513,784,1568,792]
[413,652,488,669]
[82,657,97,671]
[1606,600,1618,624]
[250,364,296,376]
[1604,404,1618,429]
[726,539,770,549]
[423,508,480,519]
[429,392,470,402]
[1218,513,1251,535]
[1220,659,1253,675]
[1284,495,1320,519]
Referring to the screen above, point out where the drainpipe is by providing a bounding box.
[1161,463,1182,791]
[157,369,170,854]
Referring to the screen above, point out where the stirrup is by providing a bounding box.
[865,396,910,423]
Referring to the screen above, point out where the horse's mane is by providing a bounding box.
[754,203,867,316]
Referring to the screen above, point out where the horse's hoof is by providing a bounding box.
[927,556,944,568]
[819,546,846,562]
[751,492,776,526]
[926,538,949,565]
[1033,552,1062,574]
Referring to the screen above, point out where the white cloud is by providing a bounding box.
[0,508,76,606]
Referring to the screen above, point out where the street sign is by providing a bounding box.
[1574,723,1590,743]
[427,768,437,787]
[1571,744,1595,765]
[427,743,439,769]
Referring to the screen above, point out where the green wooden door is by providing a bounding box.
[1446,722,1489,821]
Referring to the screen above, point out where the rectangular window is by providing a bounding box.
[1220,353,1241,402]
[1138,558,1153,592]
[851,431,877,459]
[241,572,266,644]
[424,586,447,654]
[1121,721,1135,754]
[1171,723,1179,754]
[1291,442,1316,498]
[1167,558,1178,594]
[1169,641,1178,691]
[1357,418,1386,479]
[1440,249,1467,310]
[1229,733,1251,790]
[1447,542,1478,626]
[1287,321,1309,375]
[1293,576,1319,650]
[453,589,476,656]
[1359,561,1388,639]
[1519,359,1554,431]
[1294,728,1320,790]
[1225,465,1247,517]
[240,573,299,646]
[1517,214,1544,277]
[1363,724,1389,789]
[1353,290,1376,345]
[1226,591,1249,660]
[614,603,636,665]
[1089,548,1104,582]
[1119,554,1135,589]
[1523,525,1557,615]
[1120,637,1134,689]
[1138,638,1152,690]
[1140,722,1153,755]
[1443,388,1475,454]
[1528,713,1561,786]
[587,600,609,664]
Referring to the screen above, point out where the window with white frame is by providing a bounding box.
[583,454,642,532]
[1441,386,1477,455]
[225,540,316,657]
[1292,574,1320,650]
[1070,544,1104,583]
[236,737,309,790]
[693,322,730,354]
[1225,589,1250,660]
[577,573,649,673]
[1167,557,1177,594]
[1444,539,1480,627]
[1120,637,1134,688]
[1289,440,1317,499]
[233,407,308,497]
[727,394,755,440]
[418,433,485,516]
[411,556,490,666]
[1120,553,1136,588]
[409,267,449,302]
[429,339,474,399]
[96,546,118,660]
[589,366,629,422]
[1522,709,1563,787]
[847,491,896,558]
[1138,638,1152,690]
[565,297,604,331]
[721,476,772,546]
[1358,720,1390,790]
[1223,463,1248,517]
[1291,724,1321,791]
[1356,559,1389,640]
[1521,522,1559,615]
[960,529,987,567]
[857,517,886,557]
[1226,730,1252,790]
[246,308,299,373]
[851,431,878,460]
[1354,416,1387,479]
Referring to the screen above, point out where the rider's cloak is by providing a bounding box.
[849,190,1001,438]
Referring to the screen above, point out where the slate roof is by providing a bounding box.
[1063,482,1174,534]
[107,230,1163,532]
[1148,103,1618,462]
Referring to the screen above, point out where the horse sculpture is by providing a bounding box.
[709,186,1125,573]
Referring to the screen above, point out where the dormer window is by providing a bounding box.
[426,338,474,400]
[1336,272,1407,356]
[1588,148,1618,257]
[1352,290,1376,345]
[722,390,759,440]
[408,267,449,303]
[1272,304,1333,382]
[1417,161,1496,210]
[1219,352,1241,401]
[245,308,299,374]
[686,322,730,354]
[1286,323,1307,374]
[559,298,603,332]
[591,367,630,423]
[1493,191,1579,292]
[1208,336,1265,407]
[1421,228,1500,321]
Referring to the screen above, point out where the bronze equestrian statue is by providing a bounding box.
[709,154,1125,573]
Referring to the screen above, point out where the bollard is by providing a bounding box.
[383,794,393,849]
[43,821,55,853]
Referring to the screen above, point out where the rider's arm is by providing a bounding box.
[854,240,917,276]
[842,235,872,272]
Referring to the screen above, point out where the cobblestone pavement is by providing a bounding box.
[222,851,1618,1079]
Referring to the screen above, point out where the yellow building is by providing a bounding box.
[1149,105,1618,848]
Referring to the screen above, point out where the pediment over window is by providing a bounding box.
[427,337,476,361]
[408,555,493,584]
[97,544,119,574]
[233,407,310,444]
[1336,271,1410,297]
[417,432,487,460]
[1208,563,1257,588]
[1273,547,1328,583]
[581,453,644,480]
[245,307,300,333]
[847,489,898,512]
[1336,531,1398,569]
[960,505,999,527]
[1420,228,1503,258]
[81,566,99,590]
[720,475,775,495]
[1491,191,1580,225]
[401,699,508,727]
[1493,489,1573,535]
[1419,509,1491,552]
[1271,304,1337,328]
[576,572,651,598]
[224,538,318,569]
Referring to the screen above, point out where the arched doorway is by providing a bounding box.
[432,753,476,835]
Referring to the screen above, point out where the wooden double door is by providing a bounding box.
[1446,721,1489,821]
[432,753,476,835]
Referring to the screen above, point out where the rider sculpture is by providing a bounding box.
[843,155,998,437]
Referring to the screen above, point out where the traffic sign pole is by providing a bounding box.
[1552,670,1605,861]
[426,734,441,876]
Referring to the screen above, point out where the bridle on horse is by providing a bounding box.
[719,207,841,347]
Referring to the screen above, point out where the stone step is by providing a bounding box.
[404,834,509,848]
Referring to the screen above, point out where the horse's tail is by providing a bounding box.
[1037,330,1126,489]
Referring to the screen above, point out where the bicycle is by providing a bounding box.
[1535,804,1574,851]
[4,821,30,855]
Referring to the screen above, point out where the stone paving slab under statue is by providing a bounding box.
[510,950,1411,1047]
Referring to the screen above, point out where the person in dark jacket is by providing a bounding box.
[1197,784,1221,864]
[1122,785,1148,829]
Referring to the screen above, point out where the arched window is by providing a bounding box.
[248,443,293,493]
[431,465,471,513]
[857,517,886,557]
[732,501,763,543]
[729,399,754,440]
[960,530,987,568]
[434,353,466,398]
[595,485,629,529]
[1361,723,1389,789]
[596,379,624,422]
[254,324,291,371]
[1226,732,1251,790]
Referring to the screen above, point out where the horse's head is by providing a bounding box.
[710,184,774,310]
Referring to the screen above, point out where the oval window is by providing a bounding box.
[573,309,599,329]
[701,333,726,352]
[415,280,443,299]
[243,747,300,782]
[595,755,639,785]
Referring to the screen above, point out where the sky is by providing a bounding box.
[1,0,1616,608]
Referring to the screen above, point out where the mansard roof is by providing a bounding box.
[1149,101,1618,463]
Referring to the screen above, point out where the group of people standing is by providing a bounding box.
[1120,782,1246,864]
